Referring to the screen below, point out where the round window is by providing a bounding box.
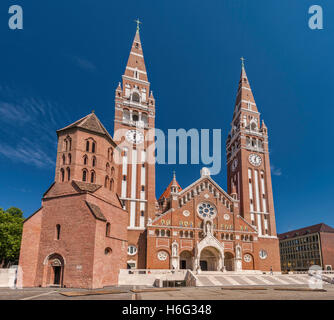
[197,202,217,219]
[128,245,137,256]
[183,210,190,217]
[157,251,168,261]
[259,249,268,260]
[244,254,252,263]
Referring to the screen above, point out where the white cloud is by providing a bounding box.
[72,56,97,72]
[0,140,54,168]
[271,164,282,176]
[0,86,70,169]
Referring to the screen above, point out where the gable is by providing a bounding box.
[178,178,235,213]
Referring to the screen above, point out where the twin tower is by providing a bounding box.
[18,27,280,289]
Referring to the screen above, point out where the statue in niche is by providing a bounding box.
[236,245,241,259]
[203,219,213,236]
[172,241,178,257]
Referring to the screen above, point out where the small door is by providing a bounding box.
[53,266,61,285]
[180,260,187,269]
[200,260,208,271]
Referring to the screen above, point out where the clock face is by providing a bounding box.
[248,154,262,167]
[232,158,238,172]
[125,130,144,144]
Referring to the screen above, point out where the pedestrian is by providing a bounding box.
[270,266,273,275]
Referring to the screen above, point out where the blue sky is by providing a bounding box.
[0,0,333,233]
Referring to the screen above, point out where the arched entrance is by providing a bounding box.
[224,252,234,271]
[179,251,192,269]
[200,247,220,271]
[44,253,65,287]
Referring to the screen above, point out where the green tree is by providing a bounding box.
[0,207,24,268]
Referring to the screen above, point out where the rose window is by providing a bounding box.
[157,251,168,261]
[197,202,217,219]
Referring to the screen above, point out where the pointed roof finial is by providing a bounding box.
[134,18,142,32]
[241,56,245,68]
[92,109,95,114]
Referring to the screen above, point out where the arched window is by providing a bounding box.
[60,168,65,182]
[142,113,148,126]
[132,92,140,103]
[82,170,87,182]
[66,167,70,181]
[106,162,110,175]
[110,179,114,191]
[83,155,88,165]
[161,230,165,237]
[155,229,159,236]
[56,224,61,240]
[251,121,257,131]
[123,109,130,122]
[90,171,95,183]
[92,156,96,167]
[64,140,68,152]
[166,230,171,237]
[105,176,109,188]
[110,167,115,177]
[109,148,114,162]
[92,142,96,153]
[86,141,90,152]
[68,153,71,165]
[106,222,111,237]
[62,154,66,165]
[132,111,139,122]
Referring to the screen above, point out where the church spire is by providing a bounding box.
[233,57,259,119]
[123,21,149,82]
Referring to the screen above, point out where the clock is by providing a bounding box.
[232,158,238,172]
[248,154,262,167]
[125,130,144,144]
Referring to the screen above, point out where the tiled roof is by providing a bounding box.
[158,179,182,201]
[85,201,107,221]
[72,180,102,193]
[57,112,116,146]
[278,223,334,240]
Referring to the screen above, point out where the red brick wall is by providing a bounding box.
[18,208,42,287]
[320,232,334,269]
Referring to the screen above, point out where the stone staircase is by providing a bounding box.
[194,272,314,287]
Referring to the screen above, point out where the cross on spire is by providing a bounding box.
[240,56,245,68]
[134,18,142,31]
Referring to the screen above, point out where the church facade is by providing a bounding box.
[18,27,281,289]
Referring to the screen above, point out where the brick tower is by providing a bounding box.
[226,59,278,238]
[113,24,156,268]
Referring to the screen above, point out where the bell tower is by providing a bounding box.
[226,58,277,238]
[113,22,156,268]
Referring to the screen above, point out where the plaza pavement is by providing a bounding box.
[0,284,333,300]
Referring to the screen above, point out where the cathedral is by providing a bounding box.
[18,26,281,289]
